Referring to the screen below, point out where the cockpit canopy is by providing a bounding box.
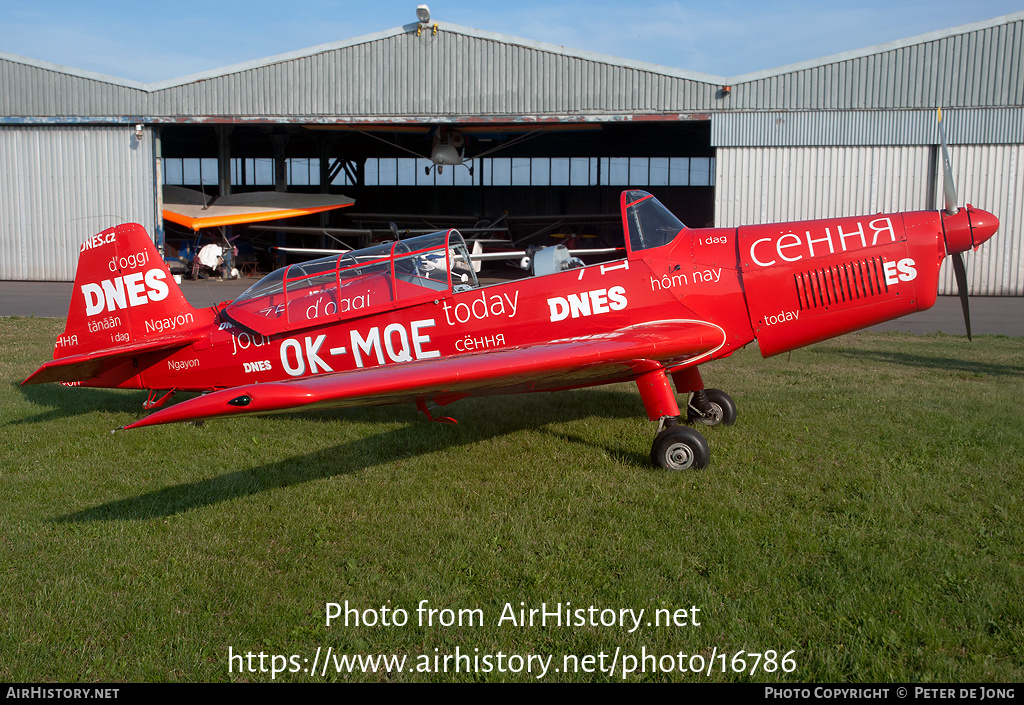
[621,190,689,253]
[225,229,477,336]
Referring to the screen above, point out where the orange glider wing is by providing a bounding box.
[162,186,354,231]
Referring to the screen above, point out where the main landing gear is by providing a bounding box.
[637,366,737,471]
[686,388,738,427]
[651,419,710,471]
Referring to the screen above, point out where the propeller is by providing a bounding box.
[937,109,974,340]
[938,108,959,217]
[950,252,972,340]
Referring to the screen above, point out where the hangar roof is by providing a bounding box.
[2,12,1022,122]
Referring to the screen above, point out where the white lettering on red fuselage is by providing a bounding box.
[748,217,897,268]
[230,331,271,356]
[167,358,199,372]
[455,333,506,352]
[243,360,273,374]
[79,231,117,252]
[305,291,372,320]
[144,311,194,335]
[442,291,519,326]
[349,319,441,369]
[258,303,285,318]
[87,315,121,333]
[81,269,170,316]
[650,268,721,292]
[763,309,800,326]
[108,249,149,273]
[883,258,918,285]
[547,286,627,322]
[278,319,441,377]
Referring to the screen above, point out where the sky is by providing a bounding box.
[2,0,1022,83]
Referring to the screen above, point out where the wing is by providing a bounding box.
[162,186,354,231]
[121,320,726,430]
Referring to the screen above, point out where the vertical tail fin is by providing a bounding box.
[54,222,200,360]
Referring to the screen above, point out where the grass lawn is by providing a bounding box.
[2,316,1022,682]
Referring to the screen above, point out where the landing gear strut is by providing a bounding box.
[686,389,737,427]
[144,389,176,410]
[636,366,739,470]
[635,367,712,470]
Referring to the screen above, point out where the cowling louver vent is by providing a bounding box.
[794,257,890,311]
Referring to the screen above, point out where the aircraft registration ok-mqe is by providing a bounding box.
[24,120,999,470]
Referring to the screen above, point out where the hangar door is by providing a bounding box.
[0,125,156,281]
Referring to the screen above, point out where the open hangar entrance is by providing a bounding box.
[157,119,714,272]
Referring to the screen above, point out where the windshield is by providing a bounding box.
[226,229,477,335]
[622,190,688,252]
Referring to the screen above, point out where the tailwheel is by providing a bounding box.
[650,422,710,471]
[686,388,736,427]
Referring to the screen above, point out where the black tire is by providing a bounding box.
[650,426,710,470]
[687,388,737,427]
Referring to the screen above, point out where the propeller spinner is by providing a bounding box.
[936,109,999,340]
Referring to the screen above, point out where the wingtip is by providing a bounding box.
[21,368,44,386]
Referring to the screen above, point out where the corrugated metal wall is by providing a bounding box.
[1,30,721,119]
[0,56,147,117]
[3,15,1021,119]
[726,15,1023,110]
[939,144,1023,295]
[715,146,933,224]
[2,14,1022,290]
[712,108,1024,147]
[0,126,156,281]
[715,144,1023,295]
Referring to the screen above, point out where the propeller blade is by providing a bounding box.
[937,108,959,216]
[951,252,972,341]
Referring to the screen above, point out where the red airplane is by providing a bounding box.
[23,123,999,470]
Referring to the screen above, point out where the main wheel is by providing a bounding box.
[650,426,710,470]
[687,388,737,427]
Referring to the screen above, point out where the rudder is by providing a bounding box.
[55,222,200,361]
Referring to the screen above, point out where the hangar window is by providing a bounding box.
[163,158,219,186]
[357,156,712,187]
[600,157,714,187]
[164,157,354,187]
[489,158,512,185]
[164,155,713,189]
[236,158,275,186]
[288,158,318,186]
[606,157,631,185]
[531,158,551,186]
[169,155,716,189]
[569,157,592,185]
[397,159,418,186]
[364,158,477,186]
[688,158,713,186]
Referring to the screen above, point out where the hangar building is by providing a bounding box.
[1,10,1022,295]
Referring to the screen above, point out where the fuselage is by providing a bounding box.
[92,248,748,393]
[84,214,956,393]
[47,189,998,400]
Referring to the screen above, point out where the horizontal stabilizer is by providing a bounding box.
[22,335,203,386]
